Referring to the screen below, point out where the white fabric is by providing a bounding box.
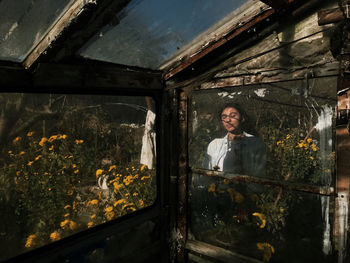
[206,132,253,171]
[140,110,156,169]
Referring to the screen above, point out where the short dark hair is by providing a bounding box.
[218,103,256,134]
[218,103,248,122]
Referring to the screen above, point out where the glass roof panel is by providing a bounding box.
[0,0,76,63]
[78,0,247,69]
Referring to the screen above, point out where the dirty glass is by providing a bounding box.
[0,0,76,62]
[78,0,247,69]
[189,175,335,263]
[188,77,336,262]
[0,93,156,261]
[189,77,336,186]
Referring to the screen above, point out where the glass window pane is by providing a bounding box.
[189,173,335,262]
[0,93,156,260]
[189,77,336,186]
[78,0,248,69]
[0,0,76,62]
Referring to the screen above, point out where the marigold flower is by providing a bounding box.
[105,206,113,213]
[139,199,144,207]
[16,171,21,176]
[88,199,98,205]
[48,135,58,142]
[69,220,77,230]
[253,212,266,229]
[25,234,36,248]
[49,145,54,151]
[140,164,147,171]
[8,150,13,154]
[75,139,84,144]
[96,169,104,178]
[27,161,33,166]
[141,175,151,181]
[208,183,216,193]
[27,131,34,137]
[50,231,60,241]
[39,137,47,146]
[307,138,312,143]
[13,137,21,143]
[60,219,70,228]
[87,222,94,228]
[61,134,67,139]
[19,151,25,155]
[133,192,138,196]
[74,169,79,174]
[105,211,115,221]
[108,165,117,172]
[90,214,96,219]
[310,156,314,160]
[64,205,71,209]
[64,213,70,217]
[256,242,275,262]
[114,199,127,207]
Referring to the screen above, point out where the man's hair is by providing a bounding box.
[218,103,248,122]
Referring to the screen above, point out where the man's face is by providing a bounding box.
[221,107,242,133]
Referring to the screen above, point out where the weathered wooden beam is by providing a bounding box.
[259,0,290,10]
[163,8,275,80]
[32,63,162,90]
[186,240,264,263]
[318,8,345,26]
[22,0,96,69]
[191,168,335,196]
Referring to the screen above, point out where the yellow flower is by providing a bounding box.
[208,183,216,193]
[90,214,96,219]
[25,234,36,248]
[88,199,98,205]
[307,138,312,143]
[27,161,33,166]
[19,151,25,155]
[13,137,21,143]
[105,211,115,221]
[49,135,58,142]
[39,137,48,146]
[310,156,314,160]
[87,222,94,228]
[60,219,70,228]
[108,165,117,172]
[69,220,77,230]
[50,231,60,241]
[8,150,13,154]
[141,174,151,181]
[96,169,104,178]
[49,145,54,151]
[64,213,70,217]
[257,242,275,262]
[16,171,21,176]
[114,199,127,207]
[139,199,144,207]
[64,205,71,209]
[133,174,139,179]
[74,169,79,174]
[75,139,84,144]
[105,206,113,213]
[140,164,147,171]
[122,203,135,211]
[27,131,34,137]
[253,212,266,229]
[34,155,42,161]
[133,192,138,196]
[72,164,77,168]
[286,134,291,140]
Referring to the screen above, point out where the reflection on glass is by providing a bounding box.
[0,93,156,261]
[189,174,335,263]
[190,78,336,186]
[189,78,336,262]
[78,0,247,69]
[0,0,76,62]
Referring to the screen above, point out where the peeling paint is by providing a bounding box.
[253,88,267,97]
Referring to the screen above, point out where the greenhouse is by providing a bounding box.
[0,0,349,262]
